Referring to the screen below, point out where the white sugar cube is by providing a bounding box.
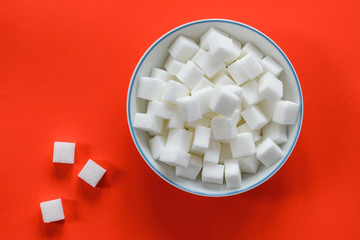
[136,77,164,101]
[176,96,202,122]
[262,122,288,144]
[149,135,166,160]
[159,148,190,167]
[211,116,237,141]
[237,53,263,80]
[168,35,199,62]
[241,105,269,130]
[191,87,213,115]
[185,116,210,129]
[202,162,224,184]
[40,198,65,223]
[224,159,241,188]
[175,155,202,180]
[167,109,184,129]
[209,87,240,116]
[53,142,75,164]
[230,132,256,158]
[191,126,211,154]
[150,68,174,81]
[237,123,261,142]
[203,141,221,163]
[78,159,106,187]
[241,42,264,60]
[272,100,300,125]
[258,72,283,101]
[195,51,225,78]
[219,143,232,164]
[133,113,163,134]
[259,100,276,121]
[208,33,240,63]
[238,155,260,174]
[164,55,186,75]
[176,61,204,89]
[213,73,236,86]
[227,60,249,85]
[166,129,193,152]
[161,80,189,105]
[147,101,176,119]
[191,48,207,63]
[219,84,242,99]
[232,107,242,125]
[241,79,262,106]
[256,137,284,167]
[260,56,283,77]
[191,76,214,93]
[200,27,229,50]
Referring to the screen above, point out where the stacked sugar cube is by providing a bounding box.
[134,27,300,188]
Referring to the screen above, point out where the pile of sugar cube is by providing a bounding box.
[40,142,107,223]
[133,26,300,188]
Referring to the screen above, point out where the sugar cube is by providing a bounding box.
[256,137,284,167]
[203,141,221,163]
[161,80,189,105]
[195,51,225,78]
[78,159,106,187]
[260,56,283,77]
[167,109,184,129]
[212,73,236,86]
[176,96,202,122]
[176,61,204,89]
[191,76,214,93]
[200,27,229,50]
[168,35,199,62]
[238,155,260,174]
[191,126,211,154]
[258,72,283,101]
[209,87,240,116]
[136,77,164,101]
[164,55,185,75]
[262,122,288,144]
[211,116,237,141]
[185,116,211,129]
[208,33,240,63]
[147,100,176,119]
[241,42,264,60]
[166,129,193,152]
[224,159,241,188]
[159,148,190,167]
[202,162,224,184]
[40,198,65,223]
[133,113,163,134]
[241,79,263,106]
[237,123,261,142]
[53,142,75,164]
[150,68,174,81]
[230,132,256,158]
[237,53,263,79]
[272,100,300,125]
[227,60,249,85]
[175,155,202,180]
[149,135,166,160]
[241,105,268,130]
[191,86,213,115]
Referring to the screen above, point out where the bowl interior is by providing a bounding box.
[127,19,303,196]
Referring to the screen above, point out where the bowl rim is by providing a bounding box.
[127,18,303,197]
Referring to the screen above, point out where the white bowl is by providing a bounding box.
[127,19,303,197]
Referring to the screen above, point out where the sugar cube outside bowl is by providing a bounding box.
[127,19,303,197]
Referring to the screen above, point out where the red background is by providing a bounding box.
[0,0,359,239]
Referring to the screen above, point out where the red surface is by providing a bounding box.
[0,0,359,239]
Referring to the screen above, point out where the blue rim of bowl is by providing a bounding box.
[127,18,303,197]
